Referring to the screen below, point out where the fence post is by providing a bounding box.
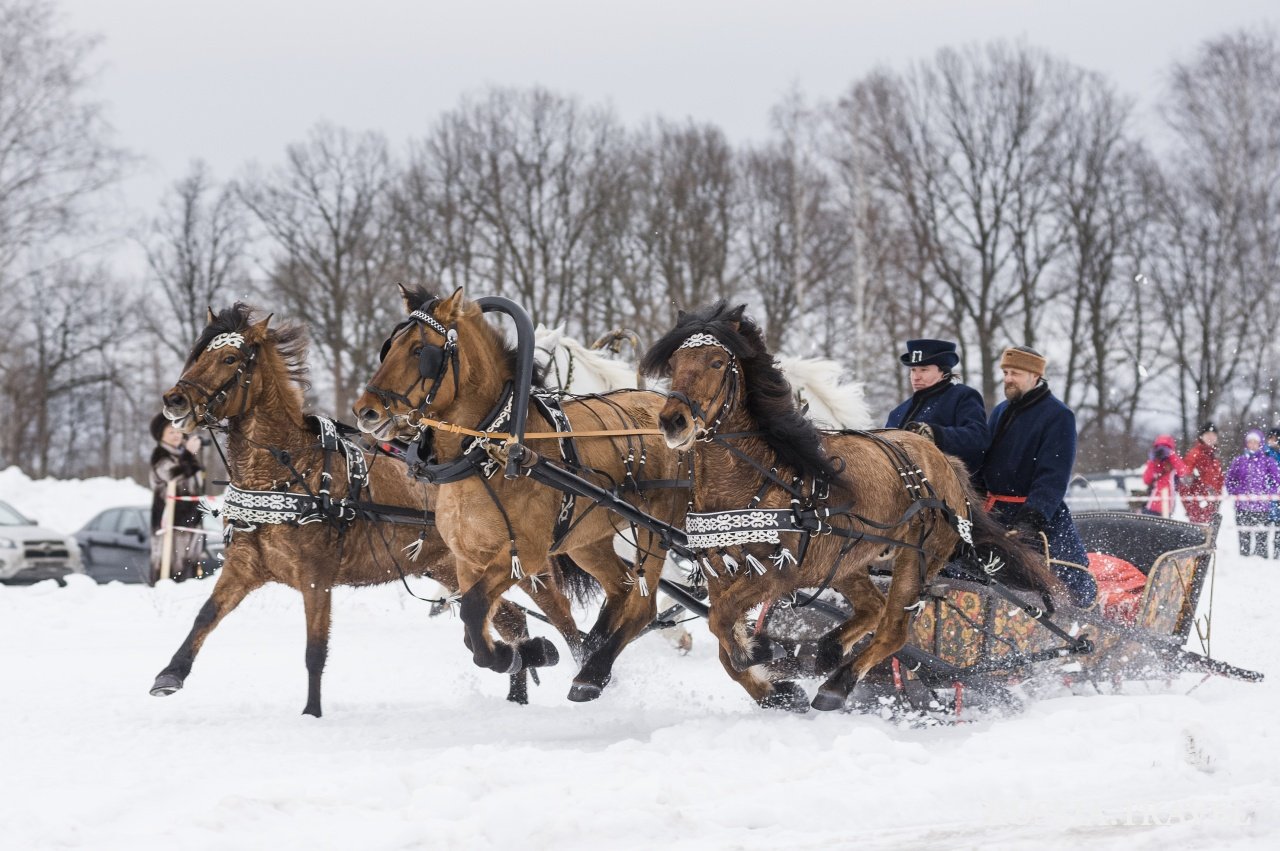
[159,479,177,582]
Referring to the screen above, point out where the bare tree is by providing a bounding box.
[854,43,1084,402]
[0,266,130,476]
[737,95,850,351]
[238,124,396,414]
[141,161,250,361]
[1150,29,1280,435]
[0,0,128,281]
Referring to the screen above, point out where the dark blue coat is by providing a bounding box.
[885,379,989,475]
[979,383,1094,606]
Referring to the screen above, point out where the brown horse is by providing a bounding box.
[642,302,1061,711]
[153,305,584,716]
[354,286,686,702]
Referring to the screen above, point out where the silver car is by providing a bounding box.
[0,500,85,585]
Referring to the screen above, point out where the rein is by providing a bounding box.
[410,415,663,442]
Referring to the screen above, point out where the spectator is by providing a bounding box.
[1225,429,1280,558]
[1266,428,1280,532]
[1181,422,1224,524]
[149,414,206,582]
[1141,434,1187,517]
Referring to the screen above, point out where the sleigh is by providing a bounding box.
[757,509,1260,714]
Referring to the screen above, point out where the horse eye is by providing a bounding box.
[710,358,724,370]
[411,344,424,356]
[222,355,237,365]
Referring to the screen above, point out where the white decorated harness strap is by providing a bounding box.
[409,308,449,336]
[685,508,789,549]
[208,332,246,351]
[678,332,729,352]
[221,485,319,530]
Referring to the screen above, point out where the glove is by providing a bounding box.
[903,421,936,443]
[1012,507,1047,539]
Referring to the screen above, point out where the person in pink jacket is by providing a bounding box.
[1142,434,1187,517]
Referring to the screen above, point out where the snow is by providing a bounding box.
[0,466,151,533]
[1,477,1277,849]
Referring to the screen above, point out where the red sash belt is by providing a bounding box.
[983,494,1027,513]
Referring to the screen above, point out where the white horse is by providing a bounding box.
[775,355,872,431]
[532,325,872,654]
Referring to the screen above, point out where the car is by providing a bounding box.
[0,499,85,585]
[1066,470,1147,512]
[75,499,223,584]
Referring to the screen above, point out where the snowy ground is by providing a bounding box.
[1,473,1276,849]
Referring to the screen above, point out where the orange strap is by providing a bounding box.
[413,415,662,442]
[983,494,1027,512]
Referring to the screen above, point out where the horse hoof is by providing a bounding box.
[149,674,184,696]
[567,681,602,703]
[302,704,322,718]
[761,681,810,713]
[810,688,848,712]
[519,637,560,669]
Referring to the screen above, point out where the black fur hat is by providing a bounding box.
[150,413,171,443]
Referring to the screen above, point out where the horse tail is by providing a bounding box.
[552,554,601,607]
[946,456,1065,605]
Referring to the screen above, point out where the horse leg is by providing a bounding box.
[522,569,585,665]
[813,566,887,676]
[491,598,533,705]
[813,548,926,711]
[567,541,661,702]
[300,581,335,717]
[458,562,558,676]
[150,561,265,697]
[704,581,809,712]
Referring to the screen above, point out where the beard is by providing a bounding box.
[1003,383,1023,402]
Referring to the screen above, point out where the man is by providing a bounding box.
[977,346,1095,608]
[885,338,989,476]
[1180,422,1224,524]
[149,414,206,583]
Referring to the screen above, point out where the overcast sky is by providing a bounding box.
[63,0,1274,238]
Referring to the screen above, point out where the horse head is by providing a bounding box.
[641,303,747,450]
[354,285,482,440]
[163,305,306,431]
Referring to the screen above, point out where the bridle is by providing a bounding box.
[172,332,260,427]
[666,332,740,442]
[364,302,460,426]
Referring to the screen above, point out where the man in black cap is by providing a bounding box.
[149,413,206,583]
[885,338,989,476]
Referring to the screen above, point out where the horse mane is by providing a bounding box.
[775,355,872,431]
[403,285,545,388]
[642,301,842,482]
[187,303,310,391]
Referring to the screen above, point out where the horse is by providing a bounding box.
[537,325,872,431]
[531,327,872,655]
[354,286,686,702]
[641,302,1060,711]
[774,355,871,431]
[153,305,585,716]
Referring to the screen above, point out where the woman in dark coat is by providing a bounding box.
[149,414,206,582]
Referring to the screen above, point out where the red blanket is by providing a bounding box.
[1086,553,1147,623]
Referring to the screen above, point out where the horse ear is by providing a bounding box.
[727,304,746,330]
[250,314,273,337]
[397,283,415,312]
[206,307,217,324]
[676,308,689,323]
[438,286,466,320]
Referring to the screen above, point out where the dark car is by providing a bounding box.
[75,502,223,584]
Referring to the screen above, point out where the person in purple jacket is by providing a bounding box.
[1226,429,1280,558]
